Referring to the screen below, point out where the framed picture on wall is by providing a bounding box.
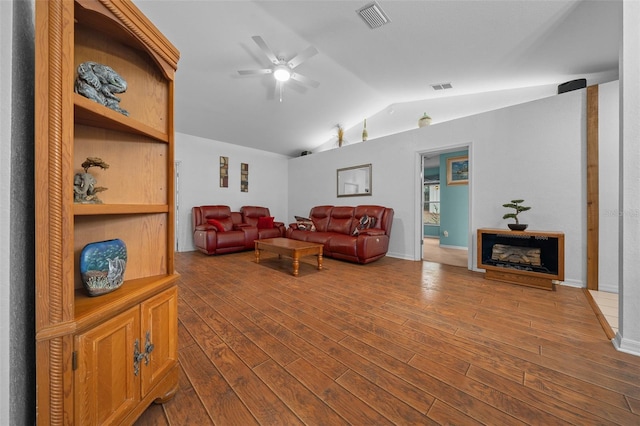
[240,163,249,192]
[447,156,468,185]
[220,156,228,187]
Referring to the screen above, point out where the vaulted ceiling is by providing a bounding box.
[134,0,621,157]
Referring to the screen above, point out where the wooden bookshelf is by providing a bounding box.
[35,1,180,423]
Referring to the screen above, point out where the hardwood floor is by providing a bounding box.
[135,250,640,425]
[423,237,468,268]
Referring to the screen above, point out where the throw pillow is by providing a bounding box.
[257,216,275,229]
[207,218,226,232]
[352,214,377,236]
[295,216,316,232]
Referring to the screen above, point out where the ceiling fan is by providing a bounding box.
[238,35,320,102]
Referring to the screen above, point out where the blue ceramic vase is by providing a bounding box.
[80,238,127,296]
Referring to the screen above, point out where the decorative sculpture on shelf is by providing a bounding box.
[74,61,129,116]
[74,157,109,204]
[336,124,345,147]
[418,113,432,127]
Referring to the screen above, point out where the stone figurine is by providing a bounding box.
[74,157,109,204]
[74,61,129,116]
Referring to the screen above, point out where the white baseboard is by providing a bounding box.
[596,282,619,293]
[386,251,416,261]
[614,333,640,357]
[558,279,584,288]
[439,244,467,250]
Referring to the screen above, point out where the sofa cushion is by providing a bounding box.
[304,232,334,254]
[327,206,355,234]
[199,205,235,231]
[241,206,271,227]
[329,234,358,257]
[257,228,282,239]
[257,216,274,229]
[207,218,226,232]
[308,206,333,232]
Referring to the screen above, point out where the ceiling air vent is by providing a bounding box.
[358,2,391,29]
[431,82,453,91]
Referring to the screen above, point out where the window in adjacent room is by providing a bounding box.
[424,174,440,225]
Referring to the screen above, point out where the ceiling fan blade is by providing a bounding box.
[238,69,272,75]
[252,35,279,65]
[291,72,320,88]
[287,46,318,69]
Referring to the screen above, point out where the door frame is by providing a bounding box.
[415,142,473,269]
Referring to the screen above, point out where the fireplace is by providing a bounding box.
[477,228,564,290]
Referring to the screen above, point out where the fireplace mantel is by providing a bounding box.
[477,228,565,290]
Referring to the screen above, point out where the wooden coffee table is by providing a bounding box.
[255,238,323,277]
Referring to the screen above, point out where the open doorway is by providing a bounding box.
[421,149,469,267]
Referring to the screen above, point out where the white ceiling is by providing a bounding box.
[134,0,621,157]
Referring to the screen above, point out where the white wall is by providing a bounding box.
[175,132,289,252]
[616,0,640,355]
[289,90,587,286]
[599,80,620,293]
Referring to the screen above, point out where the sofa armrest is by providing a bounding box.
[194,224,217,232]
[233,223,252,230]
[358,229,385,236]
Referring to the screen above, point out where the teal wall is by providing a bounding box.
[423,166,440,237]
[439,151,469,247]
[424,226,439,237]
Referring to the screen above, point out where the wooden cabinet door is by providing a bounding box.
[140,287,178,397]
[75,306,141,425]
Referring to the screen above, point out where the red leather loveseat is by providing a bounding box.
[287,205,394,264]
[192,205,285,255]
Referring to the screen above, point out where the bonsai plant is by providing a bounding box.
[502,199,531,231]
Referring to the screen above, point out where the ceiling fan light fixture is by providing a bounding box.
[273,65,291,82]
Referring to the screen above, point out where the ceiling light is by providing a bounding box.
[273,65,291,82]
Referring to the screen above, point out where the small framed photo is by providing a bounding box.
[219,156,229,188]
[240,163,249,192]
[447,156,468,185]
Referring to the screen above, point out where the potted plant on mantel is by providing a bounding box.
[502,199,531,231]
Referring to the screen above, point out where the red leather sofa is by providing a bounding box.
[192,205,285,255]
[287,205,394,264]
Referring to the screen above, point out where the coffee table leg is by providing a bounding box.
[317,252,323,270]
[255,245,260,264]
[292,253,300,277]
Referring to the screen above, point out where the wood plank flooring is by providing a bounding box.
[135,250,640,425]
[423,237,468,268]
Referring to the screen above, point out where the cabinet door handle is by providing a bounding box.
[133,339,145,376]
[143,331,155,365]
